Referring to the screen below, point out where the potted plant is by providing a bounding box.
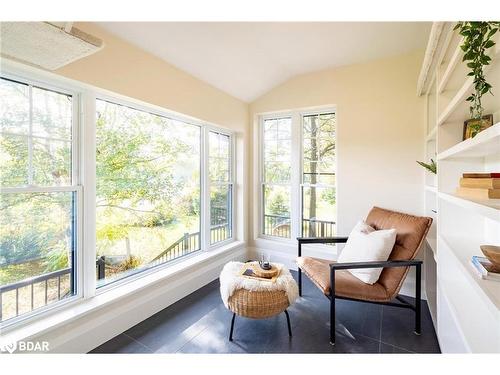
[417,159,437,186]
[455,22,500,137]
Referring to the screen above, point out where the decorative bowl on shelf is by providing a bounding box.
[480,245,500,269]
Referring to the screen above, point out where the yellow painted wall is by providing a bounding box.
[249,51,426,240]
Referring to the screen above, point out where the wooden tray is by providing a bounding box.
[252,263,280,278]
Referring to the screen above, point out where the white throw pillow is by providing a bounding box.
[337,220,397,284]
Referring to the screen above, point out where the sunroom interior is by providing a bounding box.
[1,21,499,354]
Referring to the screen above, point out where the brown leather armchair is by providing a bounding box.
[296,207,432,345]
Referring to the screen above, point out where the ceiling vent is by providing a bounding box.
[0,22,104,70]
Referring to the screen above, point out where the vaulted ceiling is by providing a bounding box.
[97,22,431,102]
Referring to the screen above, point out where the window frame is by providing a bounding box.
[92,94,236,294]
[0,71,84,329]
[259,113,295,241]
[0,64,236,330]
[205,126,235,249]
[258,107,337,246]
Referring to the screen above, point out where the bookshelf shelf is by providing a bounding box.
[437,41,461,94]
[426,126,437,142]
[438,192,500,222]
[425,185,437,193]
[439,234,500,314]
[437,122,500,160]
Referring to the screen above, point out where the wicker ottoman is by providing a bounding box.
[222,262,296,341]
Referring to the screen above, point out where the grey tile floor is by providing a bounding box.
[90,272,440,354]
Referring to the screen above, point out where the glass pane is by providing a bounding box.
[303,112,336,185]
[0,192,76,323]
[210,185,232,244]
[263,185,291,238]
[0,133,28,187]
[264,162,291,183]
[209,132,230,183]
[264,119,278,140]
[277,118,291,139]
[303,171,336,185]
[0,78,29,135]
[301,186,336,238]
[96,100,201,287]
[32,137,71,186]
[32,86,72,140]
[264,117,291,184]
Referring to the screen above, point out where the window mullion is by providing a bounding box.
[202,127,210,251]
[82,91,96,298]
[27,84,34,185]
[290,111,301,239]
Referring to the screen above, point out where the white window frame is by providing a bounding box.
[92,95,236,293]
[258,106,337,247]
[205,127,235,249]
[299,109,337,239]
[0,71,84,329]
[259,113,295,241]
[0,63,236,330]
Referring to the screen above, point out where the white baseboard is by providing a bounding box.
[37,247,246,353]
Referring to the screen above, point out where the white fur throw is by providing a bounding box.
[219,261,299,308]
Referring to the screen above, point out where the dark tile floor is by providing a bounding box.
[90,272,440,354]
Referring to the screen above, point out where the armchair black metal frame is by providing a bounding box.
[297,237,422,346]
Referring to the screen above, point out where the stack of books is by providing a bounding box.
[471,256,500,282]
[456,173,500,200]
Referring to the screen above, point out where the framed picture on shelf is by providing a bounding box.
[463,114,493,140]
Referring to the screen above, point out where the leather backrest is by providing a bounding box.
[365,206,432,298]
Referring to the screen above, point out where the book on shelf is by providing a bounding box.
[463,173,500,179]
[460,178,500,189]
[470,256,500,281]
[456,187,500,199]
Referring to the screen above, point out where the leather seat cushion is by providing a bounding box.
[297,256,391,302]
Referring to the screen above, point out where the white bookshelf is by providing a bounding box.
[418,22,500,353]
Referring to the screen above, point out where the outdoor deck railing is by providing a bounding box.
[0,267,71,322]
[1,219,232,323]
[263,214,336,238]
[0,259,109,323]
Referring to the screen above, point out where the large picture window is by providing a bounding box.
[0,68,235,328]
[95,99,202,287]
[0,76,78,323]
[260,110,336,241]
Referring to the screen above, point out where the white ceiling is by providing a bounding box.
[97,22,431,102]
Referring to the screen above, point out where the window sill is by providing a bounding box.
[0,240,245,346]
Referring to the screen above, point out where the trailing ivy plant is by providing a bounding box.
[454,22,500,125]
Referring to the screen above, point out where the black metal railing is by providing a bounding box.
[0,222,232,322]
[210,223,231,244]
[302,217,336,238]
[0,267,71,322]
[150,232,201,266]
[0,258,108,323]
[263,214,336,239]
[263,214,291,238]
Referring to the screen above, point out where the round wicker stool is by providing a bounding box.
[227,281,292,341]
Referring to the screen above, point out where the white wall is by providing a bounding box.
[249,51,427,296]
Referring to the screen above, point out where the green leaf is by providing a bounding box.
[484,40,495,48]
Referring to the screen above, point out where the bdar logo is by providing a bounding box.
[0,341,17,354]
